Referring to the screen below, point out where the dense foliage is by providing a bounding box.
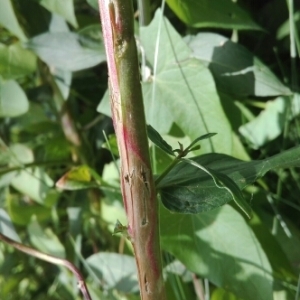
[0,0,300,299]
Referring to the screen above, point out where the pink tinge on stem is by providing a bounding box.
[98,0,119,95]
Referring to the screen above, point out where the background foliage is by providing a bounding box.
[0,0,300,299]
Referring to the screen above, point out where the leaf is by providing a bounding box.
[239,95,300,149]
[147,125,174,156]
[0,208,21,242]
[185,132,217,152]
[166,0,262,31]
[140,10,233,154]
[26,32,106,71]
[0,79,29,117]
[158,146,300,214]
[0,43,37,79]
[86,253,139,293]
[160,204,273,300]
[185,33,291,97]
[86,0,98,10]
[0,0,27,41]
[37,0,78,28]
[56,165,98,190]
[28,217,66,258]
[181,158,252,218]
[7,196,51,226]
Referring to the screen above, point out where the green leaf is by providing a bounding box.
[166,0,262,30]
[56,165,99,190]
[0,79,29,117]
[185,33,291,97]
[26,32,106,71]
[0,209,21,242]
[0,0,27,41]
[174,158,252,218]
[140,10,233,154]
[185,133,217,152]
[86,253,139,293]
[239,95,300,149]
[0,43,37,79]
[158,146,300,214]
[7,196,51,226]
[147,125,174,156]
[86,0,98,10]
[160,205,273,300]
[211,288,243,300]
[37,0,78,28]
[28,217,66,258]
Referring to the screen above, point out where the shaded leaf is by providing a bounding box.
[147,125,174,156]
[0,80,29,117]
[27,32,106,71]
[160,205,273,300]
[185,33,291,97]
[159,146,300,214]
[166,0,262,30]
[0,43,36,79]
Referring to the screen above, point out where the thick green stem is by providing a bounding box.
[98,0,167,299]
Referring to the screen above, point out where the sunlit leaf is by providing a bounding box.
[37,0,78,28]
[0,0,27,41]
[56,165,99,190]
[160,205,273,300]
[185,33,291,97]
[27,32,106,71]
[139,10,233,154]
[28,217,66,258]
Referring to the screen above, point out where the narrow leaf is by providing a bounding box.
[147,125,174,156]
[186,132,217,152]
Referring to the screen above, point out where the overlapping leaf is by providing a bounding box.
[158,146,300,214]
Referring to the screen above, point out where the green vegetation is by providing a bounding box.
[1,0,300,299]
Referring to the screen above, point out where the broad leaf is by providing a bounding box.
[158,146,300,214]
[239,95,300,148]
[160,205,273,300]
[27,32,106,71]
[140,10,233,154]
[0,43,36,79]
[28,218,66,258]
[166,0,262,30]
[86,253,139,293]
[185,33,291,97]
[37,0,78,28]
[0,80,29,117]
[0,0,27,41]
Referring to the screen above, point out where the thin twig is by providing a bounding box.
[0,232,92,300]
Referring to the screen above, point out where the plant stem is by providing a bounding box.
[137,0,151,26]
[98,0,167,299]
